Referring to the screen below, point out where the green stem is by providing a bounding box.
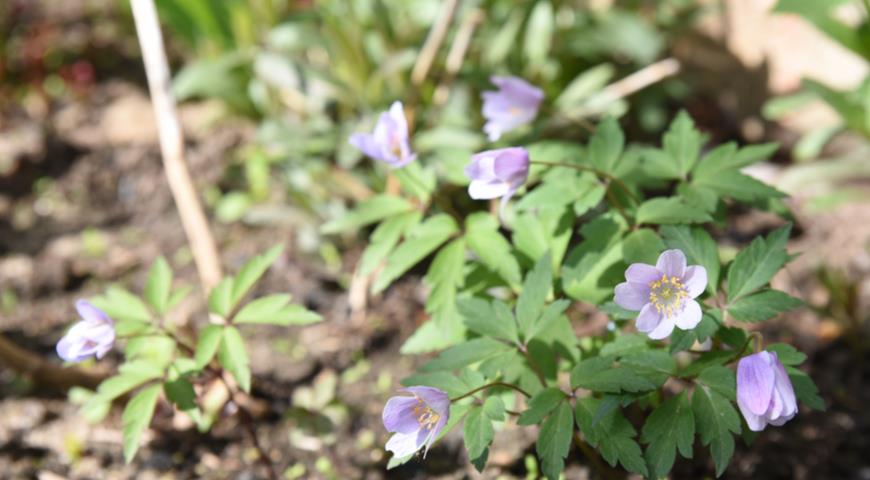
[450,381,531,402]
[529,160,639,204]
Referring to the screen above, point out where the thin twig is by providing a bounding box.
[0,334,107,391]
[131,0,222,291]
[434,8,484,105]
[584,58,680,112]
[450,381,531,402]
[411,0,460,86]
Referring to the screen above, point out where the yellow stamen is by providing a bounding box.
[648,274,689,318]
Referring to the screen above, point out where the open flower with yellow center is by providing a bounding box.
[481,75,543,141]
[382,386,449,458]
[614,249,707,340]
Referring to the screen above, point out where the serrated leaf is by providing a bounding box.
[424,237,466,331]
[695,170,785,202]
[727,289,802,322]
[321,194,413,234]
[663,110,704,178]
[575,398,648,476]
[358,211,421,276]
[95,371,160,402]
[122,383,161,463]
[125,335,175,368]
[90,286,152,323]
[588,117,624,173]
[641,392,695,478]
[622,228,666,265]
[419,338,509,372]
[372,214,458,293]
[767,343,807,366]
[464,405,494,461]
[570,356,660,393]
[459,298,518,343]
[693,381,741,476]
[144,257,173,314]
[600,334,649,357]
[234,294,322,326]
[697,366,737,401]
[518,387,566,425]
[466,213,522,287]
[483,396,506,421]
[164,377,196,410]
[537,402,573,480]
[636,197,713,225]
[208,278,234,317]
[231,244,283,307]
[785,366,825,411]
[218,326,250,392]
[660,225,720,295]
[516,253,552,338]
[726,224,791,302]
[195,324,223,369]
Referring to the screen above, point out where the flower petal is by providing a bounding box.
[674,299,702,330]
[647,315,676,340]
[75,300,111,324]
[656,249,686,278]
[624,263,662,285]
[771,353,798,418]
[738,400,768,432]
[404,386,449,416]
[737,352,776,416]
[385,431,424,458]
[349,133,382,161]
[383,396,422,434]
[635,303,662,333]
[682,265,707,298]
[614,282,650,311]
[468,180,510,200]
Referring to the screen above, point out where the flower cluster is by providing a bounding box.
[349,75,541,207]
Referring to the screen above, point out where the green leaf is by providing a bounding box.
[663,110,704,178]
[122,383,161,463]
[357,211,421,276]
[537,402,573,480]
[786,367,825,411]
[419,338,509,372]
[144,257,173,314]
[697,366,737,401]
[464,405,495,462]
[208,278,234,317]
[636,197,713,225]
[767,343,807,366]
[399,319,465,354]
[641,392,695,478]
[424,238,466,331]
[575,398,648,476]
[459,298,518,343]
[321,195,413,234]
[372,214,458,293]
[588,117,624,173]
[693,380,741,476]
[695,170,785,202]
[483,396,506,421]
[523,1,554,68]
[527,299,571,341]
[516,253,552,338]
[570,356,662,393]
[727,290,802,322]
[90,286,152,323]
[622,228,665,265]
[400,371,482,399]
[231,243,283,307]
[466,213,522,287]
[164,377,196,410]
[195,324,223,369]
[218,326,251,392]
[95,371,161,402]
[661,225,720,295]
[234,294,321,326]
[726,225,791,302]
[518,387,567,425]
[125,335,175,368]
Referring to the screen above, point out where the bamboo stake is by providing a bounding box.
[130,0,222,291]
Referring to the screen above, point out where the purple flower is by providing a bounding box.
[614,249,707,340]
[737,351,798,431]
[349,101,416,168]
[465,147,529,206]
[56,300,115,363]
[481,76,544,141]
[382,386,449,458]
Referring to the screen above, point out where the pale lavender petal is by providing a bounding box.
[624,263,662,285]
[404,386,449,415]
[492,148,529,182]
[614,282,650,311]
[349,133,382,160]
[484,121,504,142]
[468,180,510,200]
[737,352,776,416]
[682,265,708,298]
[385,431,424,458]
[647,315,675,340]
[465,153,498,181]
[635,303,662,333]
[738,401,767,432]
[383,396,422,434]
[674,300,702,330]
[387,101,408,137]
[56,334,83,362]
[490,76,544,104]
[656,249,686,278]
[771,353,798,417]
[424,415,449,455]
[75,300,111,324]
